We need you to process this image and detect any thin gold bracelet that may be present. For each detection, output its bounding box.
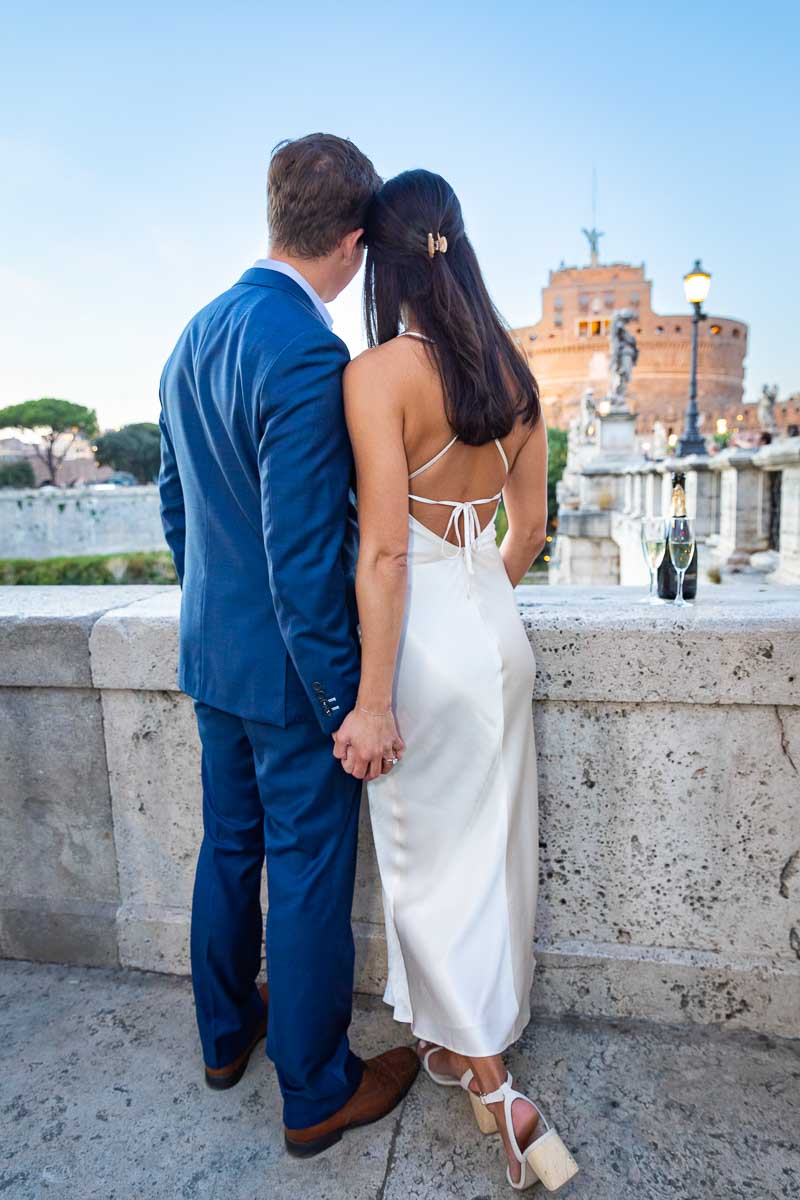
[358,704,392,716]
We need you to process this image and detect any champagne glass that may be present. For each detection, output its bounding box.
[668,516,695,607]
[639,517,666,604]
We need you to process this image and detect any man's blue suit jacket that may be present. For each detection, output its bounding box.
[158,267,361,734]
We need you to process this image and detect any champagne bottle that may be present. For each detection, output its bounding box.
[657,472,698,599]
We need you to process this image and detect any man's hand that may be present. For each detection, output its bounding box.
[332,708,405,782]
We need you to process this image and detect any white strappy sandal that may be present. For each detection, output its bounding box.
[418,1042,498,1135]
[477,1073,579,1193]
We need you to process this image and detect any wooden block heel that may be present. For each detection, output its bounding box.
[525,1128,579,1193]
[468,1088,498,1134]
[476,1071,580,1193]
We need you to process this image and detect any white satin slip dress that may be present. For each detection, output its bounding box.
[365,331,539,1058]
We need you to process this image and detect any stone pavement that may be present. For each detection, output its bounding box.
[1,961,798,1200]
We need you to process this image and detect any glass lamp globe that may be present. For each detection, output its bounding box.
[684,260,711,305]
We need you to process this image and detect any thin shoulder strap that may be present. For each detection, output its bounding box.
[408,435,459,481]
[399,329,456,481]
[494,438,509,473]
[410,435,508,483]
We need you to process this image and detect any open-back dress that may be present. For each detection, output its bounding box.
[365,331,539,1056]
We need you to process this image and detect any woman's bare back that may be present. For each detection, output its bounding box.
[380,333,534,544]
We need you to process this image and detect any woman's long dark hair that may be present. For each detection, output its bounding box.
[363,169,540,444]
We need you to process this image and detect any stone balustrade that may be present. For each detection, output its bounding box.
[750,439,800,584]
[553,436,800,588]
[2,585,799,1037]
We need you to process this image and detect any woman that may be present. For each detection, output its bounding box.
[332,170,578,1192]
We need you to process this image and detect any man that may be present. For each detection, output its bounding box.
[158,133,417,1158]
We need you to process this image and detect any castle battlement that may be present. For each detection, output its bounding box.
[511,258,751,435]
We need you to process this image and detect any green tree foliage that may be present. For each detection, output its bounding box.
[94,422,161,484]
[547,427,568,531]
[495,426,569,566]
[0,460,36,488]
[0,398,99,486]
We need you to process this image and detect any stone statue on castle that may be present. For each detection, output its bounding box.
[581,226,604,266]
[607,310,639,412]
[757,383,779,433]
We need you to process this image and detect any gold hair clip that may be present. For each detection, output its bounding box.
[427,231,448,258]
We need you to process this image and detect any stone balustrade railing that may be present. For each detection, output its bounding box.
[552,436,800,587]
[2,585,799,1036]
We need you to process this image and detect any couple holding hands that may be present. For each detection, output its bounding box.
[159,132,577,1192]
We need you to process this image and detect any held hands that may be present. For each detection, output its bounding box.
[332,704,405,782]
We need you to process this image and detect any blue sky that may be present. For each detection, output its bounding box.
[2,0,798,430]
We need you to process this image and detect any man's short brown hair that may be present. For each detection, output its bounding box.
[267,134,381,259]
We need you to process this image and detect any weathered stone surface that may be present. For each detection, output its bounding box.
[353,921,389,997]
[0,586,163,686]
[90,589,181,691]
[3,585,800,1037]
[117,901,192,974]
[533,700,799,959]
[531,942,799,1037]
[0,898,118,967]
[101,689,200,910]
[89,585,800,706]
[384,996,800,1200]
[0,685,120,967]
[99,688,200,972]
[0,961,402,1200]
[0,485,167,560]
[3,959,798,1200]
[518,585,800,706]
[353,797,384,927]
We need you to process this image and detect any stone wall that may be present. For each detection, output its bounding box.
[0,486,167,560]
[2,585,799,1038]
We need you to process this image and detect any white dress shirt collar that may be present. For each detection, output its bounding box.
[252,258,333,329]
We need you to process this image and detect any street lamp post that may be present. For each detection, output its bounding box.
[676,259,711,457]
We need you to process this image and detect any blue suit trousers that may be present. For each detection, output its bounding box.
[190,701,364,1128]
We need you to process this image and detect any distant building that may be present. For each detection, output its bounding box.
[511,257,757,436]
[0,433,111,486]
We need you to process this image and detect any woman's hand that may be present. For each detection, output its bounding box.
[332,706,405,782]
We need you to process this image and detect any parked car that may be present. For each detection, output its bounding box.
[90,471,139,490]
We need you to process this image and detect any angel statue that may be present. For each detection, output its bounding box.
[608,310,639,411]
[581,227,604,265]
[578,387,597,440]
[757,383,779,433]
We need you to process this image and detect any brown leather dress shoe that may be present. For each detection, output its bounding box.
[284,1046,419,1158]
[204,982,269,1091]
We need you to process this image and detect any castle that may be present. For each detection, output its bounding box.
[510,248,751,436]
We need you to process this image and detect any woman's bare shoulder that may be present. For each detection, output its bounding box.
[345,336,431,393]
